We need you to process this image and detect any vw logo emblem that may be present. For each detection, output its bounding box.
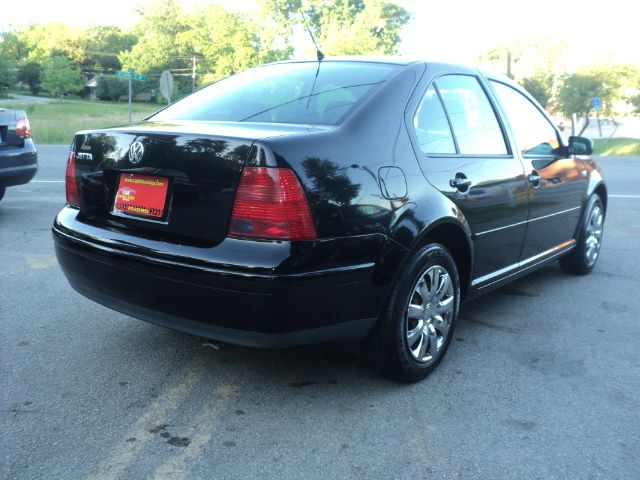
[129,140,145,164]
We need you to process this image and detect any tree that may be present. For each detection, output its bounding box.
[41,56,83,97]
[118,0,194,94]
[521,73,554,107]
[479,38,567,86]
[481,43,528,80]
[630,94,640,115]
[120,0,284,91]
[0,31,29,64]
[0,54,15,90]
[178,5,262,83]
[95,76,128,101]
[260,0,410,56]
[18,61,42,95]
[14,23,85,64]
[119,0,191,71]
[556,67,629,118]
[554,66,638,134]
[83,26,137,73]
[621,69,640,115]
[556,72,607,121]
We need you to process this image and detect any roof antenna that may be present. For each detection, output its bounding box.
[298,6,324,111]
[298,7,324,62]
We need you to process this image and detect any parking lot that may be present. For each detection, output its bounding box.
[2,146,639,479]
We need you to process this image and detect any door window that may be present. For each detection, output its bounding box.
[435,75,508,155]
[413,85,456,154]
[491,81,560,156]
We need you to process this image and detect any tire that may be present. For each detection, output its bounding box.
[0,187,5,203]
[559,194,604,275]
[362,243,460,382]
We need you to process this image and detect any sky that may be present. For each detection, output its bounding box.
[1,0,638,72]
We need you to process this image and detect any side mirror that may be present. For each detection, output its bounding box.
[568,136,593,156]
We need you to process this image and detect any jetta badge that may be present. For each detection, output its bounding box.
[129,140,145,165]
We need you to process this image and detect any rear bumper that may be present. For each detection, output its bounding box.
[0,141,38,188]
[52,207,387,348]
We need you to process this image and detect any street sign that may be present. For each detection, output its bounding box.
[591,96,601,111]
[114,68,147,123]
[159,70,174,105]
[115,70,146,81]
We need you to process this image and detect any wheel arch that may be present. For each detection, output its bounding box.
[384,217,473,301]
[585,167,607,216]
[416,220,473,300]
[593,182,608,216]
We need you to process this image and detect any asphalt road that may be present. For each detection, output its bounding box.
[0,94,54,105]
[2,146,639,479]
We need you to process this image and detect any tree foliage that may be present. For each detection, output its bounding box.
[41,56,83,97]
[83,26,137,72]
[479,38,567,81]
[119,0,284,92]
[630,93,640,115]
[555,66,631,117]
[95,76,129,101]
[1,0,408,98]
[17,62,42,95]
[520,73,554,107]
[260,0,410,56]
[14,23,86,64]
[0,55,15,90]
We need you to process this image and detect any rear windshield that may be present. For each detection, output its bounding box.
[150,62,399,126]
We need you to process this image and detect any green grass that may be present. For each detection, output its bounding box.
[593,137,640,156]
[2,100,161,144]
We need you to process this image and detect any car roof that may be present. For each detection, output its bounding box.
[265,55,422,66]
[264,57,495,76]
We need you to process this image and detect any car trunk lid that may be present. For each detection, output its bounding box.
[71,121,324,244]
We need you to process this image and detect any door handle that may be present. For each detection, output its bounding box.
[527,171,541,188]
[449,173,472,192]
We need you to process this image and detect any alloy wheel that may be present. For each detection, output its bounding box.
[405,265,455,364]
[585,204,603,266]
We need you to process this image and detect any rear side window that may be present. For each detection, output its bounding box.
[435,75,508,155]
[490,81,560,156]
[151,62,398,126]
[413,86,456,154]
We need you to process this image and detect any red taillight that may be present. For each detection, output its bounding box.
[15,117,31,138]
[228,167,316,241]
[65,149,80,207]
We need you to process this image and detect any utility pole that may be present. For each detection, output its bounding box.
[192,56,197,92]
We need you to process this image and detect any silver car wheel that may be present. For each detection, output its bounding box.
[405,265,455,364]
[585,204,603,266]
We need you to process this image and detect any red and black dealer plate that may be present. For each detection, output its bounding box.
[113,173,169,220]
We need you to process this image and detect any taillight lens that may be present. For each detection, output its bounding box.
[228,167,316,241]
[15,117,32,138]
[65,149,80,207]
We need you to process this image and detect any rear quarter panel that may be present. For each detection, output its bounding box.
[256,62,474,307]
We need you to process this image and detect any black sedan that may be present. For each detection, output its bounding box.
[0,108,37,201]
[52,58,606,382]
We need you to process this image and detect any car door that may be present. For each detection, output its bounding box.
[489,80,584,260]
[411,74,528,281]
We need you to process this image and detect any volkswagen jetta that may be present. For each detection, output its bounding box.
[52,58,606,382]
